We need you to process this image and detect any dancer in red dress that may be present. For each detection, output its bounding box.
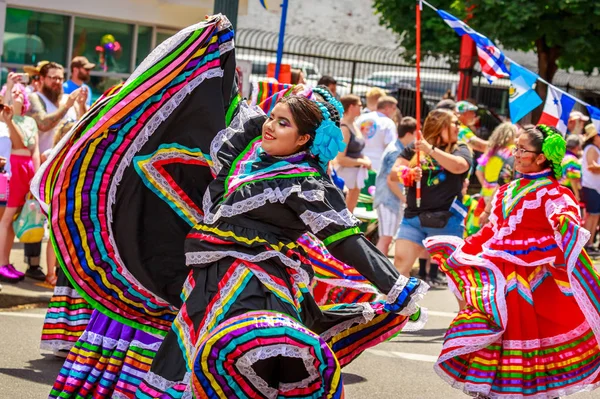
[426,124,600,398]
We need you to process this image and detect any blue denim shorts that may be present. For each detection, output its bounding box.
[582,187,600,215]
[396,213,464,246]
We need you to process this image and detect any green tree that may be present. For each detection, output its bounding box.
[373,0,600,100]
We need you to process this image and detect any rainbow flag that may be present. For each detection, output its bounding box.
[252,81,294,114]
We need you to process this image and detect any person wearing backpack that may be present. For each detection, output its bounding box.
[0,82,42,283]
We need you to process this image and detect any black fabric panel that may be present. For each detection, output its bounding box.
[112,74,230,307]
[327,234,400,295]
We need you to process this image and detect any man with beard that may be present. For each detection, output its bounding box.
[63,56,94,108]
[22,62,85,284]
[27,62,85,154]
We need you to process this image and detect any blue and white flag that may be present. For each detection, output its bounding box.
[587,105,600,134]
[437,9,509,83]
[538,86,576,134]
[508,62,542,123]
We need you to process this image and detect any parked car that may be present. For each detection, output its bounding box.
[365,70,510,103]
[334,77,376,97]
[365,70,459,101]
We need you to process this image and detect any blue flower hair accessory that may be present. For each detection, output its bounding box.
[311,102,346,169]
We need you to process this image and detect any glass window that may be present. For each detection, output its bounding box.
[156,30,178,47]
[72,17,134,74]
[136,26,152,67]
[87,75,126,103]
[3,8,70,65]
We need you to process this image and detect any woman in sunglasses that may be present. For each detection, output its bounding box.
[391,109,473,281]
[425,125,600,398]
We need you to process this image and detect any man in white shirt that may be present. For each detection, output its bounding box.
[27,62,84,154]
[363,87,386,113]
[23,62,84,282]
[355,96,398,172]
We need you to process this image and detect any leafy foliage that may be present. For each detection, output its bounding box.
[373,0,600,75]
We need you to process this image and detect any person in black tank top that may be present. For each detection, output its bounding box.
[335,95,371,212]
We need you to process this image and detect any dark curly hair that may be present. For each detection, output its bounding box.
[523,125,566,178]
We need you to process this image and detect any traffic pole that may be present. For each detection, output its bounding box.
[416,0,422,207]
[274,0,289,80]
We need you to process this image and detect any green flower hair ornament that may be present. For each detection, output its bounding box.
[537,124,566,179]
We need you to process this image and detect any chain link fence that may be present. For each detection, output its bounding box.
[237,28,509,124]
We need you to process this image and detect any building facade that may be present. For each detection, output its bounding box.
[237,0,396,49]
[0,0,249,98]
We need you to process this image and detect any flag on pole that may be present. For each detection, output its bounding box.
[259,0,271,10]
[437,9,509,83]
[538,86,576,134]
[587,105,600,133]
[508,62,542,123]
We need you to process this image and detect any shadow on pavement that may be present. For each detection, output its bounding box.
[0,355,62,386]
[342,372,367,385]
[6,281,53,293]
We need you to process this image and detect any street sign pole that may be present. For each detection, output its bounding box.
[274,0,289,80]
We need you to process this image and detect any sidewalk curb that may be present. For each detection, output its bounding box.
[0,280,52,309]
[0,294,50,309]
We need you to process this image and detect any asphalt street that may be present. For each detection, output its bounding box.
[0,289,598,398]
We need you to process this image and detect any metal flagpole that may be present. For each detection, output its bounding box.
[416,0,422,207]
[274,0,289,80]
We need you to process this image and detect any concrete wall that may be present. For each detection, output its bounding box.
[237,0,397,48]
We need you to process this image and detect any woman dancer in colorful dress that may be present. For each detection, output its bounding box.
[39,120,96,358]
[33,16,427,398]
[138,90,427,398]
[426,124,600,398]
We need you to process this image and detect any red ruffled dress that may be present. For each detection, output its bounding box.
[425,169,600,398]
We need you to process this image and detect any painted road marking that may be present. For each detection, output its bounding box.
[367,349,437,363]
[0,311,45,319]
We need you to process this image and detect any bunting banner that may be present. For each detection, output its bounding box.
[538,86,576,134]
[587,105,600,133]
[508,62,542,123]
[437,9,509,83]
[427,1,591,121]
